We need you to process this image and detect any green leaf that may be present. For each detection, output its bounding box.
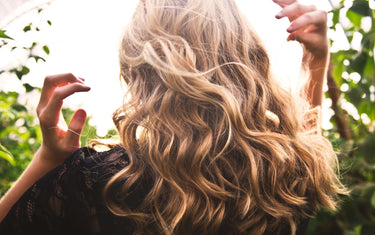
[359,101,375,121]
[351,51,368,74]
[332,62,345,84]
[355,225,362,235]
[347,86,363,107]
[23,83,35,93]
[29,42,37,49]
[332,9,340,27]
[31,55,46,63]
[0,30,13,40]
[23,23,32,32]
[43,45,50,55]
[0,41,7,48]
[346,10,362,27]
[346,33,354,43]
[361,30,375,51]
[363,57,374,78]
[0,151,15,165]
[47,20,52,26]
[0,144,15,166]
[10,66,30,80]
[20,66,30,78]
[11,103,27,112]
[349,0,372,16]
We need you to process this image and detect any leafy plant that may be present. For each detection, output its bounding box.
[307,0,375,234]
[0,91,42,195]
[0,8,114,197]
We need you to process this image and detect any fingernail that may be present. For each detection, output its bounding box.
[76,109,87,120]
[82,85,91,91]
[287,25,294,32]
[275,12,285,19]
[76,77,85,84]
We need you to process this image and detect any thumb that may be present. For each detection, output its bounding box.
[66,109,87,147]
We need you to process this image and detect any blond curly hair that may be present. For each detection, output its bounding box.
[104,0,346,234]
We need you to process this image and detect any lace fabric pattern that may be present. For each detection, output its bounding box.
[0,145,135,234]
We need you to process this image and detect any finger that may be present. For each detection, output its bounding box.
[288,31,317,43]
[39,83,90,126]
[38,73,85,112]
[275,3,317,21]
[39,73,85,109]
[272,0,297,8]
[287,32,328,55]
[286,10,327,33]
[288,32,318,50]
[65,109,87,148]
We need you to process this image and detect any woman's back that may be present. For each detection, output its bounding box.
[0,0,346,234]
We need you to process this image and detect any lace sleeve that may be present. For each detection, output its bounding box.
[0,145,133,234]
[301,106,322,135]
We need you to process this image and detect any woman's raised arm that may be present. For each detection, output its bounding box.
[274,0,330,107]
[0,73,90,222]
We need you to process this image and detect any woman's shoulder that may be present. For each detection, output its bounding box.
[65,144,129,166]
[61,144,130,182]
[0,145,131,234]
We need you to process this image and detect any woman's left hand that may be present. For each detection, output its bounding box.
[273,0,329,61]
[0,73,91,223]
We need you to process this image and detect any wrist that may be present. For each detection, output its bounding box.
[302,40,329,70]
[301,50,329,84]
[308,52,329,69]
[36,145,64,168]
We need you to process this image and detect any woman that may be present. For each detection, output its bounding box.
[0,0,346,234]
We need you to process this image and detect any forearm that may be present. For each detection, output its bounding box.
[302,53,329,107]
[0,146,59,222]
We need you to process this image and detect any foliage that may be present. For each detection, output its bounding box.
[307,0,375,234]
[0,9,113,197]
[0,11,51,91]
[0,91,42,196]
[0,8,51,196]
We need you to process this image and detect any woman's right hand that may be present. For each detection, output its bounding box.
[273,0,329,106]
[36,73,90,165]
[273,0,329,61]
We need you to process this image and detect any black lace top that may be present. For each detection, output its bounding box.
[0,145,309,235]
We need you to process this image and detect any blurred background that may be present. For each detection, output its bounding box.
[0,0,374,234]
